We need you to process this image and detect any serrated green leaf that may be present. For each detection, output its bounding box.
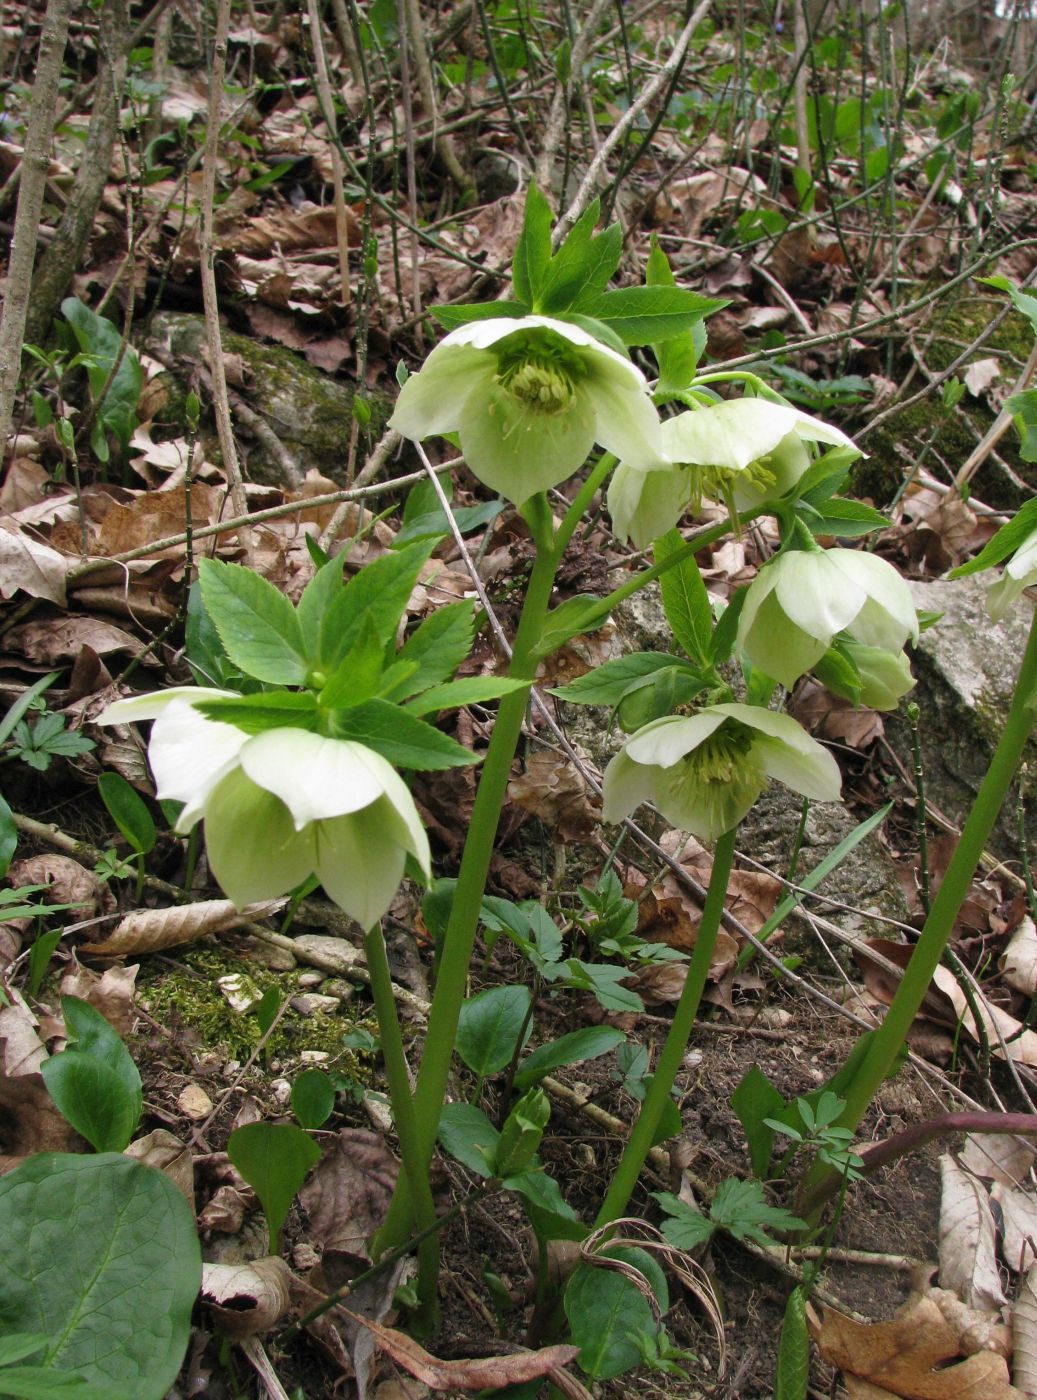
[708,1177,806,1243]
[404,676,528,715]
[654,528,713,665]
[581,286,727,345]
[196,691,319,734]
[318,540,435,671]
[537,203,622,314]
[513,182,553,307]
[1006,389,1037,463]
[315,614,389,710]
[198,558,308,684]
[655,1192,717,1249]
[393,496,505,547]
[331,698,477,769]
[549,652,694,706]
[431,301,529,330]
[799,496,889,538]
[536,594,610,655]
[0,1154,199,1398]
[950,495,1037,578]
[396,600,476,696]
[296,552,347,661]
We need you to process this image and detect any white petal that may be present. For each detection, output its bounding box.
[204,769,316,907]
[829,551,918,647]
[625,712,728,768]
[729,433,811,512]
[457,381,596,502]
[607,462,695,550]
[98,686,238,725]
[737,586,828,690]
[712,702,822,752]
[752,734,842,803]
[239,730,389,829]
[581,368,665,470]
[1007,530,1037,580]
[368,764,431,878]
[988,572,1028,622]
[663,399,856,473]
[772,552,864,643]
[148,700,249,820]
[601,748,657,823]
[389,347,495,440]
[314,806,409,928]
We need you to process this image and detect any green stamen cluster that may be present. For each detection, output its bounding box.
[659,722,764,832]
[503,359,577,413]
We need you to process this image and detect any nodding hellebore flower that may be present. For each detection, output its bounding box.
[602,702,841,843]
[736,547,919,692]
[987,527,1037,623]
[99,689,430,929]
[389,316,664,505]
[607,398,859,549]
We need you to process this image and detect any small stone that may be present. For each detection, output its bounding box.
[300,1049,330,1064]
[290,993,341,1016]
[270,1078,292,1106]
[217,973,261,1013]
[297,971,325,988]
[319,978,355,1003]
[177,1084,213,1120]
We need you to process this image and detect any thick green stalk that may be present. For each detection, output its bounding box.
[375,528,561,1255]
[595,828,737,1227]
[798,603,1037,1215]
[361,923,441,1313]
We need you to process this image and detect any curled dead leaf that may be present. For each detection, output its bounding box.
[125,1128,195,1207]
[79,898,284,957]
[8,855,113,920]
[0,524,69,605]
[201,1256,293,1338]
[59,963,138,1036]
[1001,916,1037,997]
[507,751,601,843]
[938,1154,1007,1314]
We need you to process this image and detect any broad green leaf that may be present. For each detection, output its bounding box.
[397,600,477,696]
[41,998,142,1152]
[495,1087,550,1176]
[455,986,532,1076]
[404,676,528,715]
[198,558,308,684]
[296,552,347,661]
[195,691,318,734]
[0,1153,200,1398]
[709,585,747,665]
[730,1067,786,1177]
[950,495,1037,578]
[61,299,142,448]
[549,652,694,706]
[614,664,705,732]
[654,528,713,665]
[97,773,156,855]
[514,1026,625,1090]
[537,203,622,314]
[332,698,478,769]
[0,1363,124,1397]
[227,1121,320,1251]
[318,540,435,671]
[512,182,553,307]
[185,582,240,689]
[581,285,727,345]
[979,275,1037,335]
[393,496,505,547]
[647,236,700,391]
[536,593,610,655]
[0,793,17,879]
[566,1249,668,1379]
[431,301,529,330]
[1006,389,1037,463]
[438,1101,500,1176]
[774,1287,810,1400]
[291,1069,336,1129]
[504,1169,585,1241]
[799,497,888,538]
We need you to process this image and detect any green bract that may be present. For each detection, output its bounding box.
[389,315,664,504]
[987,526,1037,622]
[601,702,841,842]
[608,398,858,549]
[99,689,430,928]
[736,547,918,691]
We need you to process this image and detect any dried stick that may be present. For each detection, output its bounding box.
[400,0,471,192]
[199,0,255,564]
[306,0,352,305]
[534,0,614,192]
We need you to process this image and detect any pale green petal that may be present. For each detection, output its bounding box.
[607,461,695,549]
[462,315,600,352]
[739,587,828,689]
[148,700,249,829]
[580,359,664,470]
[314,804,407,928]
[204,769,315,907]
[843,642,915,709]
[830,551,918,649]
[988,572,1028,622]
[240,730,388,828]
[457,381,596,502]
[601,747,657,823]
[750,734,842,803]
[367,764,431,879]
[652,762,765,842]
[389,345,494,440]
[99,686,238,725]
[1007,529,1037,581]
[663,399,857,473]
[713,702,821,752]
[729,433,811,512]
[772,553,863,644]
[625,712,728,768]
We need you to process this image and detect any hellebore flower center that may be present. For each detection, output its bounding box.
[495,338,583,416]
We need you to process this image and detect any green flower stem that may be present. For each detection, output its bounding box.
[375,510,562,1262]
[554,453,616,555]
[595,828,738,1228]
[798,602,1037,1218]
[687,371,770,394]
[361,922,441,1315]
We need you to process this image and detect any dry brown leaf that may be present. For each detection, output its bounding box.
[1001,917,1037,997]
[1013,1264,1037,1396]
[298,1129,399,1264]
[927,1286,1012,1357]
[6,616,150,666]
[125,1128,195,1206]
[201,1257,293,1338]
[79,898,283,957]
[8,855,114,920]
[991,1182,1037,1274]
[961,1133,1037,1187]
[59,963,139,1036]
[0,525,69,605]
[0,1074,86,1167]
[0,993,48,1076]
[939,1154,1008,1313]
[811,1295,1026,1398]
[965,358,1002,397]
[794,681,885,747]
[507,751,601,842]
[341,1308,578,1393]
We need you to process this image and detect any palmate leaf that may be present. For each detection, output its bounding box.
[332,698,478,769]
[198,558,309,684]
[581,285,727,346]
[317,540,435,671]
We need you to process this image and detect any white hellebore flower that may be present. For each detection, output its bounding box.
[99,688,430,929]
[987,527,1037,622]
[736,548,918,691]
[608,398,858,550]
[602,702,841,842]
[389,315,664,504]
